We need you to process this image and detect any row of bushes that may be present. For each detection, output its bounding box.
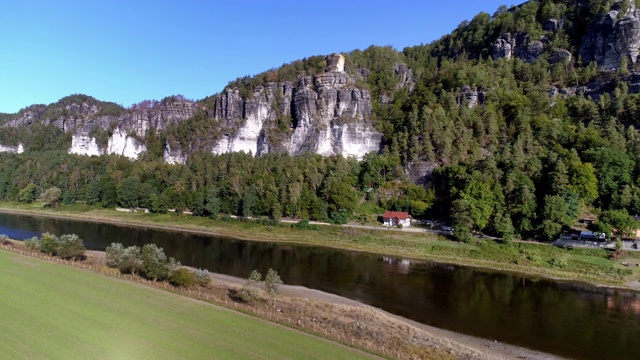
[106,242,210,287]
[24,232,86,260]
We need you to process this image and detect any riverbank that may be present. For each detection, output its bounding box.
[0,240,562,360]
[1,202,639,290]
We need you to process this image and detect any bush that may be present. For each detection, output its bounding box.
[549,257,568,268]
[39,232,59,255]
[57,234,85,260]
[0,234,10,245]
[106,243,125,268]
[240,270,262,303]
[194,268,211,287]
[24,237,40,251]
[169,268,197,288]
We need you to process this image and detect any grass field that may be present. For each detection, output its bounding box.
[0,250,372,360]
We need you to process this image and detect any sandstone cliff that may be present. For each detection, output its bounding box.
[164,53,382,164]
[3,54,383,163]
[579,0,640,70]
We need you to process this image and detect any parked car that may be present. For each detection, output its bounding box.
[441,225,454,232]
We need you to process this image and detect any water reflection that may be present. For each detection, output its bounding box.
[1,213,640,359]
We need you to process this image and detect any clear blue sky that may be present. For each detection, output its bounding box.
[0,0,510,113]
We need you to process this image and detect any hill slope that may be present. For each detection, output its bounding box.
[1,0,640,239]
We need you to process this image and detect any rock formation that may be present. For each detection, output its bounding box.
[492,32,544,63]
[165,53,382,164]
[579,0,640,70]
[3,53,387,163]
[459,86,485,108]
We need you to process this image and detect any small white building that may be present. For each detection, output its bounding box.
[382,211,411,227]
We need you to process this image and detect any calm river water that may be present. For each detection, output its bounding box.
[1,212,639,359]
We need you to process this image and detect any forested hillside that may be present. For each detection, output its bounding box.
[2,0,640,242]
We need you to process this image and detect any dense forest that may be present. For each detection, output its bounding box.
[2,0,640,242]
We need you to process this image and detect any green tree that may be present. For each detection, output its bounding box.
[18,183,37,203]
[101,179,117,208]
[118,176,141,209]
[264,268,283,308]
[242,186,258,218]
[459,172,496,231]
[149,193,169,213]
[599,209,639,239]
[492,211,515,243]
[141,243,169,281]
[85,179,102,205]
[540,195,574,241]
[106,242,125,268]
[204,187,221,219]
[568,162,598,203]
[39,187,62,208]
[120,245,143,276]
[39,232,59,256]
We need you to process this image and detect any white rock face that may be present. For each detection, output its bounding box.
[69,130,146,159]
[337,123,382,158]
[107,129,146,159]
[69,135,103,156]
[164,143,187,165]
[212,102,267,155]
[0,144,24,154]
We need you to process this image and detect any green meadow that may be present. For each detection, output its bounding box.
[0,250,371,360]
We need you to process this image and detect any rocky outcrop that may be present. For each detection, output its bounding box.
[492,33,544,63]
[7,54,383,163]
[459,86,485,108]
[543,19,561,33]
[286,64,381,158]
[164,53,382,164]
[394,63,415,91]
[9,99,198,160]
[69,135,102,157]
[325,53,345,72]
[580,1,640,70]
[548,49,572,65]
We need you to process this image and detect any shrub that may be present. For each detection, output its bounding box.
[39,232,59,255]
[194,268,211,287]
[169,268,197,288]
[24,236,40,250]
[549,257,568,268]
[57,234,85,260]
[0,234,11,245]
[240,270,262,303]
[106,243,125,268]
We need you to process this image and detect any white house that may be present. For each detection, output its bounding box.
[382,211,411,227]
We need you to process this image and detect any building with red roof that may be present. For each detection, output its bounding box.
[382,211,411,227]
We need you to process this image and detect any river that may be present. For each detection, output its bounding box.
[1,212,639,359]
